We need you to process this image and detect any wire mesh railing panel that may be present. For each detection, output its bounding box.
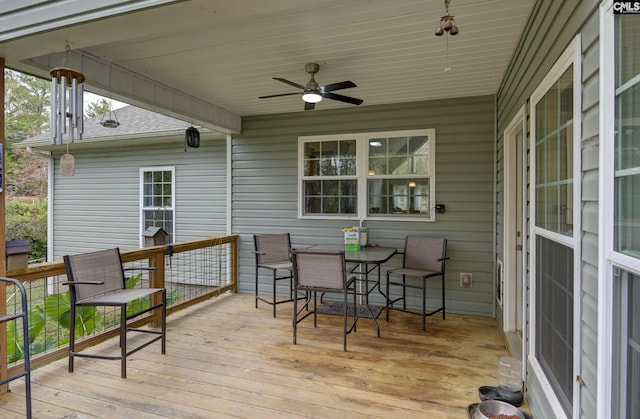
[165,242,233,305]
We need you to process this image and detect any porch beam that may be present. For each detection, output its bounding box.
[22,50,242,134]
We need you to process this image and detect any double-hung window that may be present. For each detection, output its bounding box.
[299,129,436,220]
[601,3,640,418]
[140,167,175,245]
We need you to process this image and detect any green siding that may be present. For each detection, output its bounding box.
[234,95,496,316]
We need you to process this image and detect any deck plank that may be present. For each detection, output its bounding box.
[0,292,527,418]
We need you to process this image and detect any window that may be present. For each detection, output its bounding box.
[607,9,640,419]
[530,36,580,417]
[140,167,175,245]
[299,129,436,220]
[614,13,640,259]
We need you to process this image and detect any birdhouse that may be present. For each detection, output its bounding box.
[5,240,32,270]
[142,226,169,247]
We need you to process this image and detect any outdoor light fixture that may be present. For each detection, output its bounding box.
[185,126,200,148]
[435,0,459,37]
[302,91,323,103]
[50,43,85,144]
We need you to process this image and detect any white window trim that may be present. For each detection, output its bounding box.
[598,2,640,417]
[298,129,436,222]
[528,34,582,419]
[139,166,176,247]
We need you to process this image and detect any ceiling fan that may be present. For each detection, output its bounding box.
[259,63,363,110]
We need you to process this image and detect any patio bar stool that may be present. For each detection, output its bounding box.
[253,233,304,317]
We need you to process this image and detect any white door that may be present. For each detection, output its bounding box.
[503,108,527,350]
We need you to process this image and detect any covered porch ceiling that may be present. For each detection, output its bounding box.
[0,0,534,133]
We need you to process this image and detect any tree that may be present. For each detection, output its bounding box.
[5,69,49,142]
[85,98,110,118]
[4,70,49,199]
[4,69,49,259]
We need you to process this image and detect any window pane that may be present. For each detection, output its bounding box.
[368,135,430,177]
[536,236,574,415]
[388,156,410,174]
[367,178,429,216]
[143,209,174,243]
[303,179,356,215]
[615,14,640,257]
[535,65,573,235]
[304,142,320,176]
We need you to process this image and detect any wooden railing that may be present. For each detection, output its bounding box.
[0,235,238,385]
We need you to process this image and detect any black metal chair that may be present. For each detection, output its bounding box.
[63,248,166,378]
[253,233,303,317]
[385,237,448,331]
[0,277,32,419]
[292,249,379,351]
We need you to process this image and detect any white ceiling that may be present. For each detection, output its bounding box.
[2,0,534,119]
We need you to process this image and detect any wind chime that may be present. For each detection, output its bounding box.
[434,0,460,72]
[50,43,85,175]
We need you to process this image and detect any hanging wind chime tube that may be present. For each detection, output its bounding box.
[50,66,85,145]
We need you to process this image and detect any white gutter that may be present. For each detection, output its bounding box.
[26,146,54,263]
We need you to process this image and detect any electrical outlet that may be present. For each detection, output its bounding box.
[460,272,473,288]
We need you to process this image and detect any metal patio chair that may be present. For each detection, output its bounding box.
[253,233,303,317]
[292,248,378,351]
[385,236,448,331]
[63,248,166,378]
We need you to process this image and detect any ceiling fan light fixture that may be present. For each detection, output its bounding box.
[302,92,323,103]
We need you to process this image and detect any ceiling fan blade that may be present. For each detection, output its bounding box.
[259,92,301,99]
[304,101,316,111]
[323,92,364,106]
[320,81,356,92]
[273,77,305,90]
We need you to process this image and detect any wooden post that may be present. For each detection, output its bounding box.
[149,251,165,327]
[0,57,8,393]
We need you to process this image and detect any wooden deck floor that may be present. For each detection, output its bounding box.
[0,292,527,418]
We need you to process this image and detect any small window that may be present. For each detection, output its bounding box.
[140,167,175,245]
[299,129,435,220]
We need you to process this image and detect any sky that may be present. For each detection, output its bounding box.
[83,91,128,113]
